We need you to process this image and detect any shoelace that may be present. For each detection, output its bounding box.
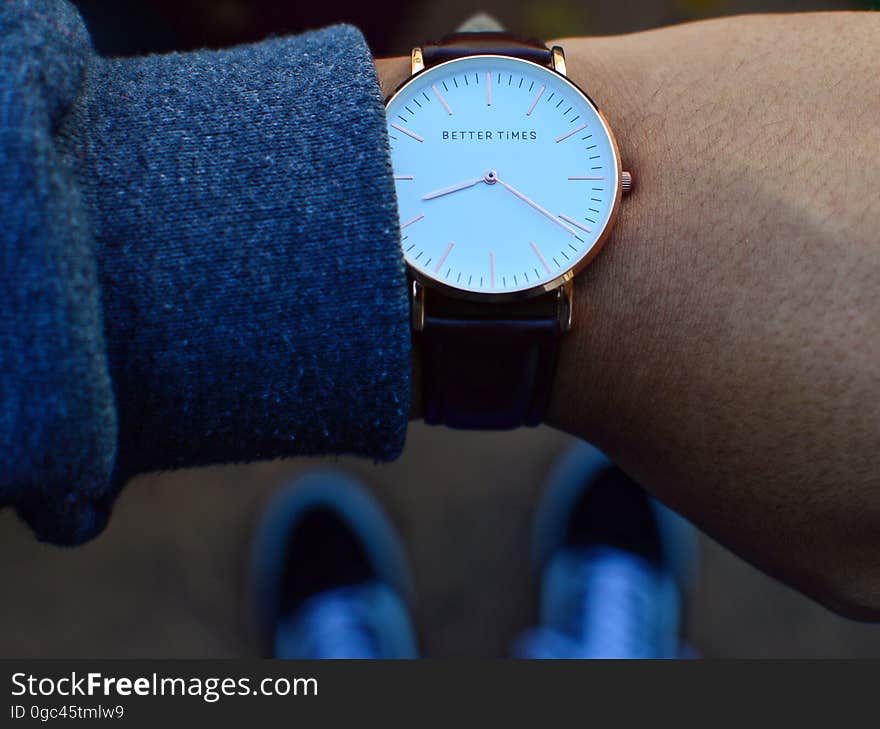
[278,588,380,659]
[568,549,660,657]
[518,547,678,659]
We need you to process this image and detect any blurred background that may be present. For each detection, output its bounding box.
[2,0,879,658]
[72,0,876,57]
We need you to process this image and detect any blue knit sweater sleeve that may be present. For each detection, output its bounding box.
[0,1,409,544]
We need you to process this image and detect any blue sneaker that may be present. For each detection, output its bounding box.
[249,472,418,659]
[514,442,698,659]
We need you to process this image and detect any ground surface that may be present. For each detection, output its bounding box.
[2,423,878,658]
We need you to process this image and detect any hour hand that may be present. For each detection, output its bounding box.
[421,177,483,201]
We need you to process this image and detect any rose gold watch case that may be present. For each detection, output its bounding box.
[384,53,624,305]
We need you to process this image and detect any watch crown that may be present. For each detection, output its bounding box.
[622,170,634,195]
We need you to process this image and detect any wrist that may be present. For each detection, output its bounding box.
[543,36,661,445]
[374,56,410,100]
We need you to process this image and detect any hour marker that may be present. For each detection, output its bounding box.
[530,241,552,275]
[486,72,492,106]
[555,123,587,143]
[568,175,605,180]
[432,84,453,115]
[394,174,414,180]
[434,242,454,273]
[558,214,592,234]
[401,213,425,229]
[526,85,545,116]
[390,122,424,142]
[489,251,496,289]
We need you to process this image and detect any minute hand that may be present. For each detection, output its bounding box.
[495,176,582,239]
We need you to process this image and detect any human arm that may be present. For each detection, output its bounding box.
[379,13,880,618]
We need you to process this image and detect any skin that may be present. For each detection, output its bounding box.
[376,13,880,620]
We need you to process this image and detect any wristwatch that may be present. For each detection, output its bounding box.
[385,32,632,429]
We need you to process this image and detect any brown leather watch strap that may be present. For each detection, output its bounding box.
[418,289,560,429]
[421,31,552,68]
[415,31,561,429]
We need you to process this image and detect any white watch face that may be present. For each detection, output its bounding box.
[386,54,620,297]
